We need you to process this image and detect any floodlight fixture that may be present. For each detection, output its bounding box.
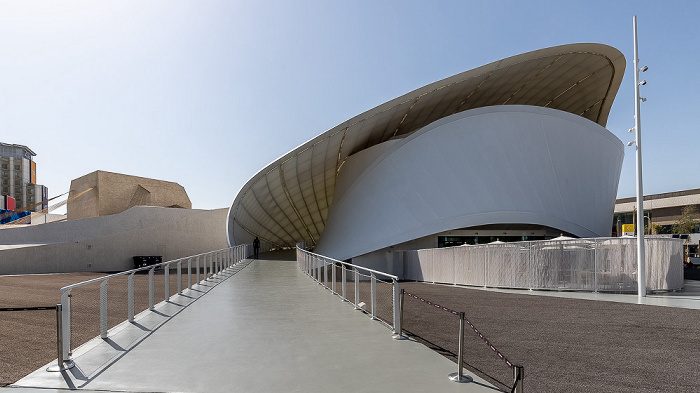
[627,141,636,146]
[628,128,635,132]
[640,65,648,72]
[640,97,647,102]
[639,80,647,85]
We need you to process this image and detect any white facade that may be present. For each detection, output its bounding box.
[314,106,624,261]
[227,43,627,262]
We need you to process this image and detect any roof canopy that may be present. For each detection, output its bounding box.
[228,43,626,248]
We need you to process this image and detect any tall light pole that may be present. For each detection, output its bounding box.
[633,15,648,299]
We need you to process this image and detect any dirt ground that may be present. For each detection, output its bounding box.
[2,269,700,392]
[0,271,186,386]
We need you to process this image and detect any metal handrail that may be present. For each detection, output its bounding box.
[58,247,237,293]
[295,245,401,338]
[50,244,251,372]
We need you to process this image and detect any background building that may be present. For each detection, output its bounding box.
[67,170,192,220]
[615,188,700,260]
[0,142,48,213]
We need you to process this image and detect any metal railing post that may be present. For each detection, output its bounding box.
[196,256,201,283]
[332,262,337,294]
[60,291,71,361]
[594,239,599,293]
[342,266,347,301]
[209,253,213,278]
[164,263,170,301]
[392,280,404,338]
[177,260,182,294]
[47,303,75,372]
[354,268,360,310]
[513,365,524,393]
[187,258,192,289]
[371,273,377,320]
[449,312,472,382]
[128,273,135,322]
[99,280,108,339]
[324,259,329,288]
[149,268,155,311]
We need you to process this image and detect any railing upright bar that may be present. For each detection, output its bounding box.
[324,259,329,288]
[47,303,74,372]
[332,261,337,294]
[60,291,71,362]
[187,258,192,290]
[342,266,347,301]
[392,278,400,335]
[196,256,201,284]
[371,273,377,320]
[209,253,213,278]
[164,263,170,301]
[177,260,182,294]
[393,288,406,340]
[594,239,599,293]
[128,273,135,322]
[354,267,360,310]
[99,280,108,339]
[148,268,155,311]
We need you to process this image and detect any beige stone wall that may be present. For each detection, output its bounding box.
[67,171,191,220]
[0,206,230,274]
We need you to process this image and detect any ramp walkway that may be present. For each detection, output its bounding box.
[9,255,498,393]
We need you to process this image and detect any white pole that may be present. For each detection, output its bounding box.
[633,15,646,299]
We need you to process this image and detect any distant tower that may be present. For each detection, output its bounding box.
[0,142,49,212]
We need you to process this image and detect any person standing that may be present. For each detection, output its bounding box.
[253,237,260,259]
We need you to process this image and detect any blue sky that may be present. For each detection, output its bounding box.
[1,1,697,211]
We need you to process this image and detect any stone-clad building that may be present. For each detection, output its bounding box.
[67,170,191,220]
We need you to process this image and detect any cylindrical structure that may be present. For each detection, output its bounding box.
[633,15,646,299]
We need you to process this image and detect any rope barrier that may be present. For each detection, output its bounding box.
[0,306,55,312]
[404,291,515,370]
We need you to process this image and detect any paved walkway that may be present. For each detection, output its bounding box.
[7,257,498,393]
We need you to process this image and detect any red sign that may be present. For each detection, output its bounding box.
[5,196,15,211]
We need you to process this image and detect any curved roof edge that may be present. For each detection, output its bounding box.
[228,43,626,249]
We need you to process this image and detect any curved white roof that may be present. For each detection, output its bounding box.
[228,43,626,248]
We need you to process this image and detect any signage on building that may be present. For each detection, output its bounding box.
[622,224,635,236]
[30,161,36,184]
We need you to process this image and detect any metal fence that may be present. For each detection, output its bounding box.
[296,245,402,337]
[50,245,251,372]
[404,237,683,292]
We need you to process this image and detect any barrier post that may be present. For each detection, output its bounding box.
[46,304,75,372]
[99,280,108,339]
[393,287,406,340]
[449,312,472,383]
[148,268,155,311]
[332,262,337,294]
[164,263,170,301]
[128,273,135,322]
[354,268,360,310]
[371,273,377,320]
[342,266,347,301]
[187,258,192,289]
[513,365,524,393]
[177,260,182,294]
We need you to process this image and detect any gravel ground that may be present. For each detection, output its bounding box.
[2,268,700,392]
[398,281,700,393]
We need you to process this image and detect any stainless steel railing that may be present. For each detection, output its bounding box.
[295,245,402,339]
[49,245,251,372]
